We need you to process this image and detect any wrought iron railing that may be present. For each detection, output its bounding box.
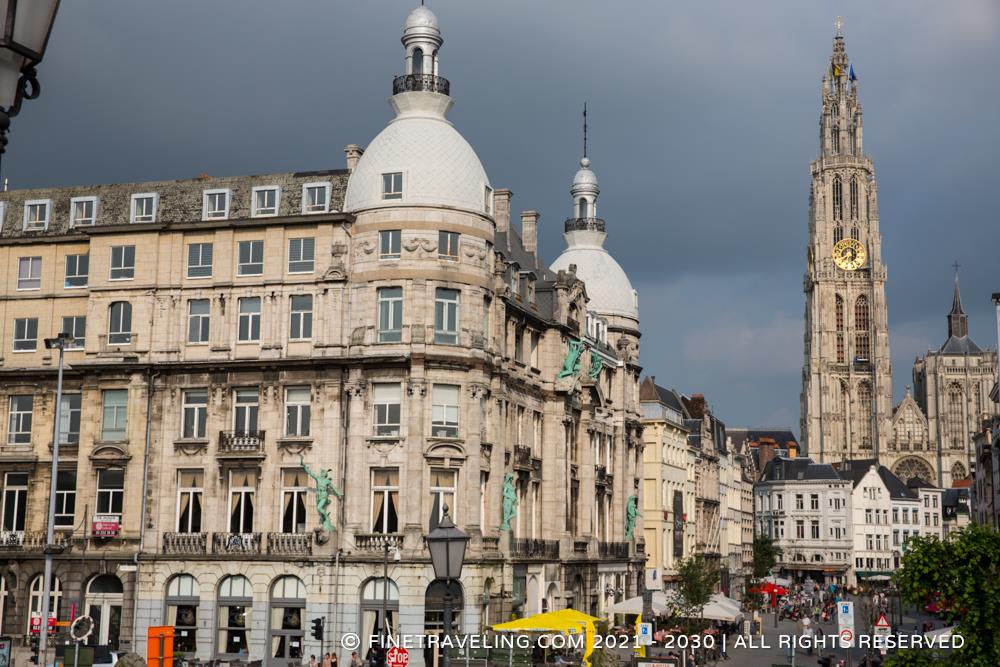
[564,217,606,233]
[510,537,560,559]
[162,532,207,555]
[212,532,262,554]
[0,530,46,550]
[393,73,450,95]
[482,536,500,552]
[218,430,265,454]
[267,532,313,555]
[513,445,532,470]
[573,539,590,554]
[599,541,630,559]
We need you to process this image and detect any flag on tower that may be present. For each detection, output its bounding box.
[849,64,857,81]
[831,63,842,77]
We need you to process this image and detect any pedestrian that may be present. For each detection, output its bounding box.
[330,653,339,667]
[322,653,333,667]
[310,655,318,667]
[350,652,363,667]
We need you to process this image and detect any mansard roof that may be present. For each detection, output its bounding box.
[833,458,917,499]
[759,456,842,483]
[639,377,685,414]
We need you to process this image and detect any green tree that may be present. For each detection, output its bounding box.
[752,532,781,579]
[886,523,1000,667]
[676,553,719,631]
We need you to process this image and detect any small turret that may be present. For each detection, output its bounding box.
[393,5,449,95]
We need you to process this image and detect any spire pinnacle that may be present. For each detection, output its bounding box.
[835,16,843,37]
[583,102,588,159]
[947,263,969,339]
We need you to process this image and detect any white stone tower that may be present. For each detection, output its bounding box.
[801,20,893,463]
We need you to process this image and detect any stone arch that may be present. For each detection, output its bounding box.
[892,457,933,484]
[951,461,967,481]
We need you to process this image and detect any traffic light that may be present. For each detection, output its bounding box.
[29,634,40,664]
[311,617,324,642]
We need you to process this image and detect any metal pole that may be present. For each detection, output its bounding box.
[382,538,390,667]
[442,589,452,667]
[39,339,67,660]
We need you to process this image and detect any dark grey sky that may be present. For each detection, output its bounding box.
[9,1,999,432]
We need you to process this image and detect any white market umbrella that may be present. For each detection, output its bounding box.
[606,594,670,615]
[924,626,957,640]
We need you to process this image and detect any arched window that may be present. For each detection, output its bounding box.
[851,227,859,240]
[850,127,857,154]
[857,382,873,450]
[951,461,967,481]
[423,580,464,667]
[832,177,843,221]
[835,295,845,363]
[972,384,982,417]
[268,576,305,663]
[108,301,133,344]
[27,574,62,634]
[86,574,124,649]
[854,296,870,361]
[217,575,253,658]
[578,198,590,219]
[849,178,859,219]
[947,385,964,450]
[361,578,399,656]
[412,47,424,75]
[834,226,844,244]
[166,574,199,654]
[831,125,840,154]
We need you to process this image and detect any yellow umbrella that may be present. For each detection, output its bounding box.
[493,609,600,665]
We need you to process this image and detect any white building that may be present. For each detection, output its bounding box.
[835,460,893,586]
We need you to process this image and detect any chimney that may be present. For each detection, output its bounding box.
[521,210,539,263]
[757,437,778,470]
[493,188,512,251]
[344,144,364,172]
[688,393,707,419]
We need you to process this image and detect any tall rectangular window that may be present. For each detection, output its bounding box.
[23,200,50,231]
[281,469,308,533]
[110,245,136,280]
[237,297,261,342]
[60,316,85,350]
[58,394,82,444]
[101,389,128,441]
[1,472,28,531]
[187,299,210,344]
[810,494,819,510]
[237,240,264,276]
[64,254,89,288]
[233,389,259,435]
[70,197,97,226]
[289,295,313,340]
[284,387,311,437]
[177,470,203,533]
[377,287,403,343]
[288,238,315,273]
[202,189,230,220]
[302,183,330,214]
[17,257,42,290]
[96,468,125,516]
[373,383,401,436]
[228,470,256,533]
[7,396,33,444]
[186,243,213,278]
[811,520,820,539]
[434,288,460,345]
[13,318,38,351]
[430,469,457,522]
[438,231,459,260]
[54,471,76,527]
[108,301,133,344]
[431,384,460,438]
[252,186,280,217]
[371,468,400,532]
[182,390,208,439]
[379,230,401,259]
[130,194,158,223]
[382,172,403,200]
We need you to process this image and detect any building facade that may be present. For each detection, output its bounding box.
[0,7,645,666]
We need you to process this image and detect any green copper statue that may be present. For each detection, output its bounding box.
[588,351,604,380]
[557,340,585,379]
[500,472,518,532]
[625,495,642,541]
[300,456,343,532]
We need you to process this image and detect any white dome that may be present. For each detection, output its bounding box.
[405,6,439,31]
[572,158,598,189]
[551,246,639,321]
[344,94,491,214]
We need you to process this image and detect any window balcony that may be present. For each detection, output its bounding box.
[595,464,608,484]
[564,217,606,233]
[162,531,207,555]
[509,536,560,560]
[267,532,313,556]
[218,431,265,456]
[392,73,450,95]
[0,530,47,551]
[598,541,630,559]
[513,445,533,471]
[573,539,590,554]
[354,532,403,552]
[212,532,262,555]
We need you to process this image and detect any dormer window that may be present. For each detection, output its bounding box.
[202,189,230,221]
[131,194,158,223]
[23,200,51,231]
[70,197,98,227]
[252,186,280,217]
[382,172,403,200]
[509,270,519,296]
[302,182,330,214]
[484,185,493,214]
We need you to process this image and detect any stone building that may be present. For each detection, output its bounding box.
[680,395,723,572]
[0,7,644,667]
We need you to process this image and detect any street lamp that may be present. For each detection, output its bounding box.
[0,1,61,172]
[377,535,401,667]
[38,331,72,662]
[425,505,469,667]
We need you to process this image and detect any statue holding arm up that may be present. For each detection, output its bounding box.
[300,456,343,532]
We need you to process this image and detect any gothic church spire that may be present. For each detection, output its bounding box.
[947,266,969,339]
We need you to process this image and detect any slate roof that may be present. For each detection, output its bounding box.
[728,428,799,451]
[639,377,686,414]
[759,456,842,483]
[833,459,918,499]
[940,335,983,355]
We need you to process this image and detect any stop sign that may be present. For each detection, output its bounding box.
[386,647,409,667]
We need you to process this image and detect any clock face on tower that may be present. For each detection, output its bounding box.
[832,238,867,271]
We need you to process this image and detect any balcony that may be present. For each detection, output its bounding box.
[564,217,606,233]
[162,532,207,555]
[0,530,46,551]
[513,445,533,471]
[354,532,403,552]
[482,536,500,552]
[267,532,313,556]
[218,431,265,456]
[510,537,560,560]
[212,532,262,555]
[393,73,450,95]
[573,539,590,554]
[599,541,630,559]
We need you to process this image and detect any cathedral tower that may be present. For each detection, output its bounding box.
[801,20,893,463]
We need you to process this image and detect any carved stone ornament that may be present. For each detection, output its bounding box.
[407,381,427,397]
[402,238,422,253]
[468,383,490,399]
[345,382,366,399]
[359,240,376,255]
[174,440,208,456]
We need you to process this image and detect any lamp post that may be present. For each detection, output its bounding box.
[38,331,73,661]
[425,505,469,667]
[378,534,401,667]
[0,0,61,179]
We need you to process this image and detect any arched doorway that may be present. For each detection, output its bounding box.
[267,576,305,667]
[86,574,123,649]
[526,575,539,615]
[27,574,62,634]
[423,580,463,667]
[360,578,399,659]
[165,574,199,656]
[544,583,558,613]
[217,575,253,659]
